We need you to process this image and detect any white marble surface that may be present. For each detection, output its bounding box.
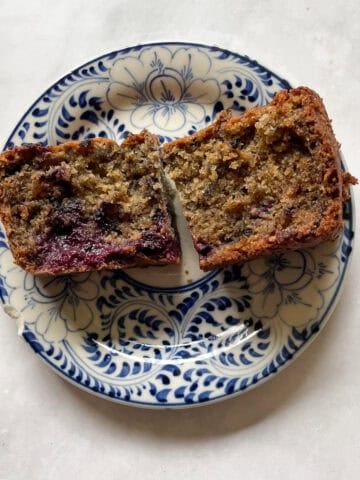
[1,1,360,479]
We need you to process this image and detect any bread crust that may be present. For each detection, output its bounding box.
[1,88,357,274]
[0,133,180,274]
[164,87,357,271]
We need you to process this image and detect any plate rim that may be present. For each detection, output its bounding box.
[1,41,355,408]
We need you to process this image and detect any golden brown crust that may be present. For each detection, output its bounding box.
[1,88,357,275]
[0,133,180,275]
[164,87,357,271]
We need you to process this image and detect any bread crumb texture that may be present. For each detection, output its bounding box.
[0,132,180,274]
[164,87,357,270]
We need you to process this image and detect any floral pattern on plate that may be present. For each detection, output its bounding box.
[0,42,354,407]
[107,49,221,132]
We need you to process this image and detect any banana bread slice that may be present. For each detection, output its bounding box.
[163,87,357,271]
[0,132,180,274]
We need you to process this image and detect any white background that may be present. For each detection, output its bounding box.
[1,1,360,479]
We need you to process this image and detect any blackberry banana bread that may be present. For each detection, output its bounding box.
[0,132,180,274]
[164,87,357,271]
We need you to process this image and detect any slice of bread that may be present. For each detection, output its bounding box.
[0,132,180,274]
[164,87,357,271]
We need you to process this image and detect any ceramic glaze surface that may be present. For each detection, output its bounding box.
[0,42,354,407]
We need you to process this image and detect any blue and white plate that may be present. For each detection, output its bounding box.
[0,42,354,408]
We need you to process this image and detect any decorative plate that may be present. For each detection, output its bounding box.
[0,42,354,408]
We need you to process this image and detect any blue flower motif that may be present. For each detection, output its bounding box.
[11,273,99,342]
[106,49,221,133]
[244,246,339,327]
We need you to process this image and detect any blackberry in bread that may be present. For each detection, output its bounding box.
[163,87,357,271]
[0,132,180,274]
